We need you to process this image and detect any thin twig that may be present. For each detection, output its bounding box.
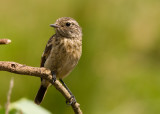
[0,61,82,114]
[0,39,11,44]
[5,78,14,114]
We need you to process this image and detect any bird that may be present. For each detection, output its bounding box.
[34,17,82,105]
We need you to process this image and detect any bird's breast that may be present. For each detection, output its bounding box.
[45,37,82,79]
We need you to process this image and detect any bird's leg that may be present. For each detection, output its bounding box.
[59,79,76,105]
[51,71,56,83]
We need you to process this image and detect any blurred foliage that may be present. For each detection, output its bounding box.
[0,0,160,114]
[9,98,51,114]
[0,98,51,114]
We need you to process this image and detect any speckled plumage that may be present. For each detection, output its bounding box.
[44,36,82,79]
[35,17,82,104]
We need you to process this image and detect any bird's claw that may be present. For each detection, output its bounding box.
[66,95,77,105]
[51,71,56,83]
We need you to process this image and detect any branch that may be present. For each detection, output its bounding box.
[0,61,82,114]
[0,39,11,45]
[5,78,14,114]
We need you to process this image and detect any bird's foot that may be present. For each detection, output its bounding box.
[66,95,77,105]
[51,71,56,83]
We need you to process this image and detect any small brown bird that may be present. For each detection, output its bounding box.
[35,17,82,105]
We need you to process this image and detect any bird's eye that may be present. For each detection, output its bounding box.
[66,22,71,27]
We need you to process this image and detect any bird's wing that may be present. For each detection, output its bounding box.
[40,35,54,67]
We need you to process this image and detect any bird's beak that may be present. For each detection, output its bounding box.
[50,24,59,28]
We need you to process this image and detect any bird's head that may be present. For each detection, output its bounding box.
[50,17,82,38]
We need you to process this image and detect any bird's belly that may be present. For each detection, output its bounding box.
[44,38,81,79]
[57,57,77,79]
[44,51,79,79]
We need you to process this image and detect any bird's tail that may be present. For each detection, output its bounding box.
[34,84,48,105]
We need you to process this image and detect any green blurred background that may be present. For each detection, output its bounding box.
[0,0,160,114]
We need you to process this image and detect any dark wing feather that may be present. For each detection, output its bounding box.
[40,35,54,67]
